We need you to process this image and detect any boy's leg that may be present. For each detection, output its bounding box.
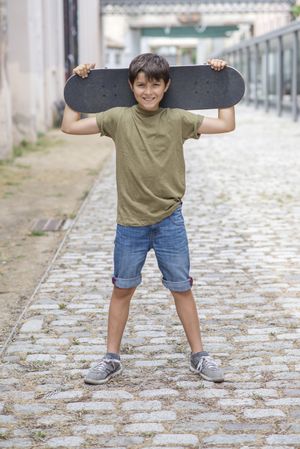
[171,288,204,353]
[153,206,224,382]
[107,285,136,354]
[172,288,224,382]
[84,286,136,385]
[84,223,149,385]
[107,222,150,353]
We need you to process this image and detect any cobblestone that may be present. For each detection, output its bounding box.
[152,434,199,445]
[0,105,300,447]
[123,422,165,432]
[19,318,43,333]
[129,410,177,421]
[243,408,286,418]
[46,436,85,447]
[266,435,300,445]
[66,402,115,411]
[139,389,179,398]
[92,390,134,400]
[121,400,162,411]
[203,433,258,444]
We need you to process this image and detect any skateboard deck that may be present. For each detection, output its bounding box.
[64,64,245,113]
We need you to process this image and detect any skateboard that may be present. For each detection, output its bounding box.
[64,64,245,113]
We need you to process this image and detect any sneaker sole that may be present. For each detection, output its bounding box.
[84,366,123,385]
[190,364,224,383]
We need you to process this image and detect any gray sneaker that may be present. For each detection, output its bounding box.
[190,351,224,383]
[84,356,123,385]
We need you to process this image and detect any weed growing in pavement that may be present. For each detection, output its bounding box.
[30,230,47,237]
[32,430,47,441]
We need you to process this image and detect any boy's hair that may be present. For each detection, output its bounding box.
[128,53,170,85]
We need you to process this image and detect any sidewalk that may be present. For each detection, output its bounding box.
[0,104,299,448]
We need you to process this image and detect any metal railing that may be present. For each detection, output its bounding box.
[214,20,300,121]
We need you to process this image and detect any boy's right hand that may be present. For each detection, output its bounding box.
[73,63,95,78]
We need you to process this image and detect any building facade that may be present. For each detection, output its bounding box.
[0,0,103,160]
[101,1,296,67]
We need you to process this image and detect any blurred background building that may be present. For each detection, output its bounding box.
[102,0,295,67]
[0,0,299,159]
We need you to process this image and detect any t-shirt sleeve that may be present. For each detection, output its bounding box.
[180,110,204,141]
[95,107,122,138]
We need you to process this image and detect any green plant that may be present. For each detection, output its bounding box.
[32,430,47,441]
[292,5,300,18]
[30,230,47,237]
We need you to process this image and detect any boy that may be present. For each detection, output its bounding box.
[61,53,235,385]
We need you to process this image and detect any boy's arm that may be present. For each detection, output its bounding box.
[198,106,235,134]
[61,105,99,135]
[197,59,235,134]
[61,63,99,135]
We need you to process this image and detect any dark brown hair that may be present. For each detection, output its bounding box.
[128,53,170,85]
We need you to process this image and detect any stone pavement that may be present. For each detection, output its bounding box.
[0,104,300,448]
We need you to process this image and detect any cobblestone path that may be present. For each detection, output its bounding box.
[0,105,300,448]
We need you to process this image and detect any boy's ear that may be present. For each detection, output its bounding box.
[128,80,133,91]
[164,79,171,92]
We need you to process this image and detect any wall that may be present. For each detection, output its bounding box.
[0,0,12,159]
[1,0,104,160]
[6,0,65,148]
[78,0,103,67]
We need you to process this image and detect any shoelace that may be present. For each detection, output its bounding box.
[92,358,120,374]
[196,356,219,372]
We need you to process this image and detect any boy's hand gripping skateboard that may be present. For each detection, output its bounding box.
[64,61,245,113]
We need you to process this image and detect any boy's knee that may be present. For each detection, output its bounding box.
[171,289,192,297]
[113,286,136,299]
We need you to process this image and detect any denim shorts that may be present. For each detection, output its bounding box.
[112,204,193,292]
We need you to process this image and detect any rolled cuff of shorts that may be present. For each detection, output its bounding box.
[162,276,193,292]
[112,275,141,289]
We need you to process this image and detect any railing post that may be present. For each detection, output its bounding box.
[277,35,283,117]
[245,46,251,105]
[264,40,269,113]
[291,30,299,122]
[254,43,258,109]
[238,48,243,73]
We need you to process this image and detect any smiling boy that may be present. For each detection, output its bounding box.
[61,53,235,385]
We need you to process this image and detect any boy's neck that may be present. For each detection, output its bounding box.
[136,103,161,115]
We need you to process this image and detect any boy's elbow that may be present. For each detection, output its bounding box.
[225,122,235,132]
[61,125,72,134]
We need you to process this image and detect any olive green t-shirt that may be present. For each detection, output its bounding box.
[96,104,204,226]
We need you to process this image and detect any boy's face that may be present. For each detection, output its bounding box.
[129,71,170,111]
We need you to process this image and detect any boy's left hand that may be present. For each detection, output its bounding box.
[207,59,227,71]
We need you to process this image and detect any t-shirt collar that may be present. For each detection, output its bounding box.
[134,103,162,117]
